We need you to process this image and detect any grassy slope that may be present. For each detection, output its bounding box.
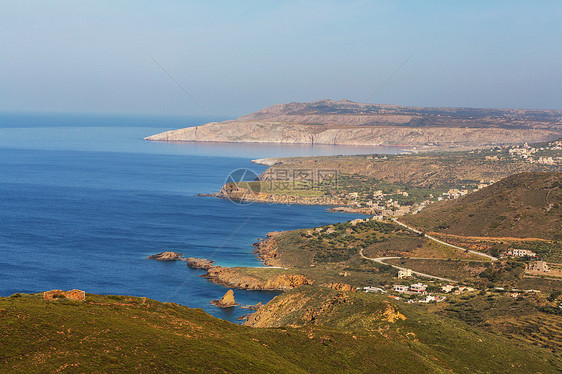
[0,293,422,373]
[245,286,562,373]
[403,172,562,240]
[1,292,560,374]
[265,151,561,189]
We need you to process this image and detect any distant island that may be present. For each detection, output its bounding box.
[145,99,562,149]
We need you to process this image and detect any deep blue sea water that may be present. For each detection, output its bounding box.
[0,113,403,322]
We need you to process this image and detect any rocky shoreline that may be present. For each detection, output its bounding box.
[252,232,283,267]
[146,248,314,291]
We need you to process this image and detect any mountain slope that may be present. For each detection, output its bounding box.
[145,99,562,148]
[1,292,560,373]
[403,172,562,240]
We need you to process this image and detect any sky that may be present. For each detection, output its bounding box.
[1,1,561,118]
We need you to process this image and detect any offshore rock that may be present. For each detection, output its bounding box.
[147,252,183,261]
[185,257,215,270]
[211,289,238,308]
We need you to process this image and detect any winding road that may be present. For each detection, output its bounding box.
[359,249,458,283]
[392,218,499,261]
[359,219,499,283]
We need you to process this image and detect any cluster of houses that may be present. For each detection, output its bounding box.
[393,283,428,295]
[509,144,536,159]
[338,140,560,218]
[351,190,414,218]
[537,156,557,165]
[438,188,469,201]
[504,249,562,278]
[506,142,561,165]
[360,273,479,303]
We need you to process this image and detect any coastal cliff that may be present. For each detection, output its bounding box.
[252,232,283,267]
[145,99,562,148]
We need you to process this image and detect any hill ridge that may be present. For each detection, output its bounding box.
[145,100,562,148]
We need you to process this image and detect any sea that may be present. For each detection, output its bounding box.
[0,113,404,323]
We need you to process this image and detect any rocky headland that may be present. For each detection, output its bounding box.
[203,266,313,291]
[145,99,562,148]
[213,184,343,206]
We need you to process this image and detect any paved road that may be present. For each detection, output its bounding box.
[359,249,458,283]
[392,218,499,261]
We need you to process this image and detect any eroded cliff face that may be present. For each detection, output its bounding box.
[144,99,562,148]
[145,121,559,147]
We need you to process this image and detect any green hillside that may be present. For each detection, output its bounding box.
[403,172,562,240]
[1,292,560,373]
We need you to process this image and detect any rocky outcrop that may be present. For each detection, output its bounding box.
[185,257,215,270]
[244,288,352,328]
[43,289,85,301]
[203,267,313,291]
[321,283,356,292]
[211,289,238,308]
[251,158,282,166]
[147,252,183,261]
[145,99,562,148]
[244,287,406,328]
[382,303,407,323]
[240,302,262,310]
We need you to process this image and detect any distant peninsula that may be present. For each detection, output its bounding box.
[145,99,562,149]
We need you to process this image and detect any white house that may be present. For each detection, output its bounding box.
[393,285,408,293]
[397,269,412,279]
[409,283,428,294]
[507,249,537,257]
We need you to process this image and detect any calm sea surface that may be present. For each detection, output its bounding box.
[0,113,404,322]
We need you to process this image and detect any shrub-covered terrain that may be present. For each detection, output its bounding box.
[1,292,561,373]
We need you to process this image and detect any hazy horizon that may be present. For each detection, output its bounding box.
[2,1,561,118]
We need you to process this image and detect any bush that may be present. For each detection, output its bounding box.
[547,290,561,302]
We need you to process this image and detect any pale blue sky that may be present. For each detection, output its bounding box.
[1,1,561,117]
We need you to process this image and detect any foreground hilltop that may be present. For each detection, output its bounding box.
[146,99,562,148]
[1,292,560,373]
